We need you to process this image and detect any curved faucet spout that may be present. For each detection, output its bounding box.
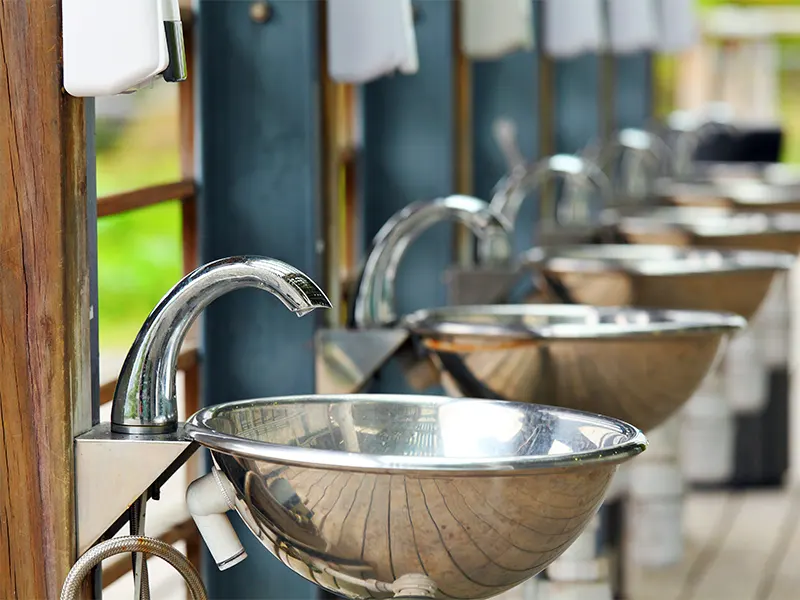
[111,256,332,435]
[490,154,613,229]
[586,128,672,198]
[668,109,738,178]
[352,196,512,329]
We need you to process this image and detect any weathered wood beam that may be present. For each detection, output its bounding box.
[0,1,90,597]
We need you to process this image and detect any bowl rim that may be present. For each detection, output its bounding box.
[401,304,746,341]
[601,207,800,238]
[184,394,647,476]
[521,244,796,276]
[656,178,800,206]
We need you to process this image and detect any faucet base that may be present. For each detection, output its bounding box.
[110,422,179,436]
[75,422,197,554]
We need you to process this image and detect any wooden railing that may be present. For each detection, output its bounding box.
[96,13,202,588]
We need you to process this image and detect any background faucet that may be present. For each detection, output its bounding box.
[490,153,613,232]
[488,117,612,235]
[668,108,738,179]
[111,256,332,435]
[352,196,512,329]
[583,128,672,201]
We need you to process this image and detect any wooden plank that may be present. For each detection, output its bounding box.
[198,1,324,595]
[0,1,91,597]
[451,0,475,267]
[471,7,538,253]
[97,180,195,218]
[99,345,199,406]
[318,5,347,328]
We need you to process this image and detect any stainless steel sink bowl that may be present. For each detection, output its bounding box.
[185,394,646,600]
[658,178,800,212]
[402,305,745,432]
[523,244,794,321]
[602,206,800,254]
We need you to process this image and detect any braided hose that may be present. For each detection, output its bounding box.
[129,502,151,600]
[61,536,207,600]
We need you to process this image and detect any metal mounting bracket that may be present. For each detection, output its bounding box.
[315,329,410,394]
[75,423,198,554]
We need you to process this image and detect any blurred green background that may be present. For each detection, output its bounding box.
[96,5,800,355]
[96,84,182,353]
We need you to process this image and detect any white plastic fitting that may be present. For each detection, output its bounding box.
[186,468,247,570]
[392,574,438,598]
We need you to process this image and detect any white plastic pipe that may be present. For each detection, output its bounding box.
[725,328,767,414]
[755,274,790,369]
[681,369,735,485]
[186,468,247,570]
[628,415,684,567]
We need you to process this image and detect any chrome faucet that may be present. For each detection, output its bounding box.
[489,117,613,229]
[111,256,332,435]
[352,196,513,329]
[585,128,672,199]
[668,109,738,179]
[490,154,613,229]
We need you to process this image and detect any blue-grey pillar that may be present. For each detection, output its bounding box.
[361,1,456,394]
[471,14,539,253]
[614,53,652,129]
[554,55,602,154]
[197,2,321,598]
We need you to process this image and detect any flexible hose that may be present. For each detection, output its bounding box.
[61,536,207,600]
[129,502,151,600]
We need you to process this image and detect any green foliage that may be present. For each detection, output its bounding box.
[96,117,182,350]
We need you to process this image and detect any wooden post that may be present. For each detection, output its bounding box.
[0,2,90,598]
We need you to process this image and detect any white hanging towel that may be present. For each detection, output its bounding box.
[607,0,658,55]
[543,0,605,59]
[327,0,418,84]
[656,0,699,53]
[460,0,535,61]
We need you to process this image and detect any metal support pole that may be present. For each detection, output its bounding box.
[554,55,602,154]
[197,2,323,597]
[361,0,458,395]
[613,53,653,130]
[471,6,539,252]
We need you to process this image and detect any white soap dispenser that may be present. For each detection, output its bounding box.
[460,0,535,61]
[62,0,187,97]
[656,0,699,53]
[327,0,419,84]
[543,0,606,59]
[607,0,659,55]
